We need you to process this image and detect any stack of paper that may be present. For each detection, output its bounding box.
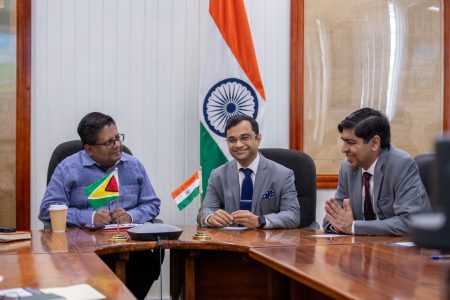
[0,284,106,300]
[0,231,31,242]
[41,284,106,300]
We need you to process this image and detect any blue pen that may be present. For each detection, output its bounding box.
[430,254,450,260]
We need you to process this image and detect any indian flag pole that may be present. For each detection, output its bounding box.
[193,167,212,240]
[171,168,212,240]
[200,0,266,197]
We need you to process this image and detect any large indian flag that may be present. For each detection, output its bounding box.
[200,0,266,194]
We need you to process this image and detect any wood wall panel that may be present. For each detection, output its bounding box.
[445,0,450,131]
[290,0,449,189]
[16,0,31,230]
[289,0,303,151]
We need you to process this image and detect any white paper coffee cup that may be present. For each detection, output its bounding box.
[49,204,68,233]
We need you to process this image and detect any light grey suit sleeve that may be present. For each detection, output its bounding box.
[323,161,347,233]
[324,147,432,236]
[196,157,300,229]
[196,168,222,226]
[354,157,432,235]
[262,168,300,229]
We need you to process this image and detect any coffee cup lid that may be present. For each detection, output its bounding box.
[49,204,68,211]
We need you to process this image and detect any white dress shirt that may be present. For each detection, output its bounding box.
[351,158,378,233]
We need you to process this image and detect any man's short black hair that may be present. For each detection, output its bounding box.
[338,107,391,149]
[225,115,259,136]
[77,112,116,145]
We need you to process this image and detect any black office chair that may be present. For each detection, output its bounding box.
[47,140,132,184]
[259,148,318,229]
[414,152,435,206]
[45,140,163,221]
[44,140,163,297]
[41,140,133,228]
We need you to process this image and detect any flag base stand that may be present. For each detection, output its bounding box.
[192,230,212,241]
[109,233,128,242]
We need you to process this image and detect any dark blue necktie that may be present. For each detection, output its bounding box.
[240,168,253,210]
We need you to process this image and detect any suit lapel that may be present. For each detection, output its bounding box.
[351,169,364,219]
[373,148,388,211]
[252,155,268,212]
[228,162,241,210]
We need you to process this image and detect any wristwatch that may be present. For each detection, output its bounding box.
[258,216,266,228]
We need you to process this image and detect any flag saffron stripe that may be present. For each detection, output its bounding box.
[173,180,200,205]
[209,0,266,100]
[171,171,199,198]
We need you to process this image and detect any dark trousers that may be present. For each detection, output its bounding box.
[101,249,163,300]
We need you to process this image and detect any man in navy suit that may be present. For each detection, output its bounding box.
[198,115,300,229]
[323,108,432,235]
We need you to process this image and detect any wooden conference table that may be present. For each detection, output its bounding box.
[169,226,449,299]
[0,226,448,299]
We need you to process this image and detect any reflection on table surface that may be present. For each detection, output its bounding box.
[250,243,449,300]
[1,226,446,300]
[171,225,411,251]
[0,253,135,299]
[0,225,412,255]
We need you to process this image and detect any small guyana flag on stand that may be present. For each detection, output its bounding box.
[85,169,119,209]
[171,171,201,211]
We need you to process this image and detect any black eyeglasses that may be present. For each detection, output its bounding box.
[226,134,257,145]
[94,133,125,150]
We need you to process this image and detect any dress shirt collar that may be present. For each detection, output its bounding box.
[237,153,260,175]
[362,158,378,176]
[81,150,128,168]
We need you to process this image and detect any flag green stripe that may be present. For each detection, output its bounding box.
[200,123,228,199]
[89,196,117,209]
[177,187,200,210]
[85,174,109,197]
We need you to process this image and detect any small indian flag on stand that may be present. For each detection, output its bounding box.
[85,170,119,209]
[171,171,200,211]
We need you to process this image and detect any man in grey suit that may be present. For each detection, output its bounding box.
[324,108,432,235]
[197,115,300,229]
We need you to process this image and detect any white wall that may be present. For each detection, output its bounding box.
[31,0,298,229]
[31,1,334,298]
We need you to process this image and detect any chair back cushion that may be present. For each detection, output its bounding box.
[259,148,317,228]
[414,152,434,205]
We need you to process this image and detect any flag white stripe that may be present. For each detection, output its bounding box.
[199,14,265,161]
[173,178,200,205]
